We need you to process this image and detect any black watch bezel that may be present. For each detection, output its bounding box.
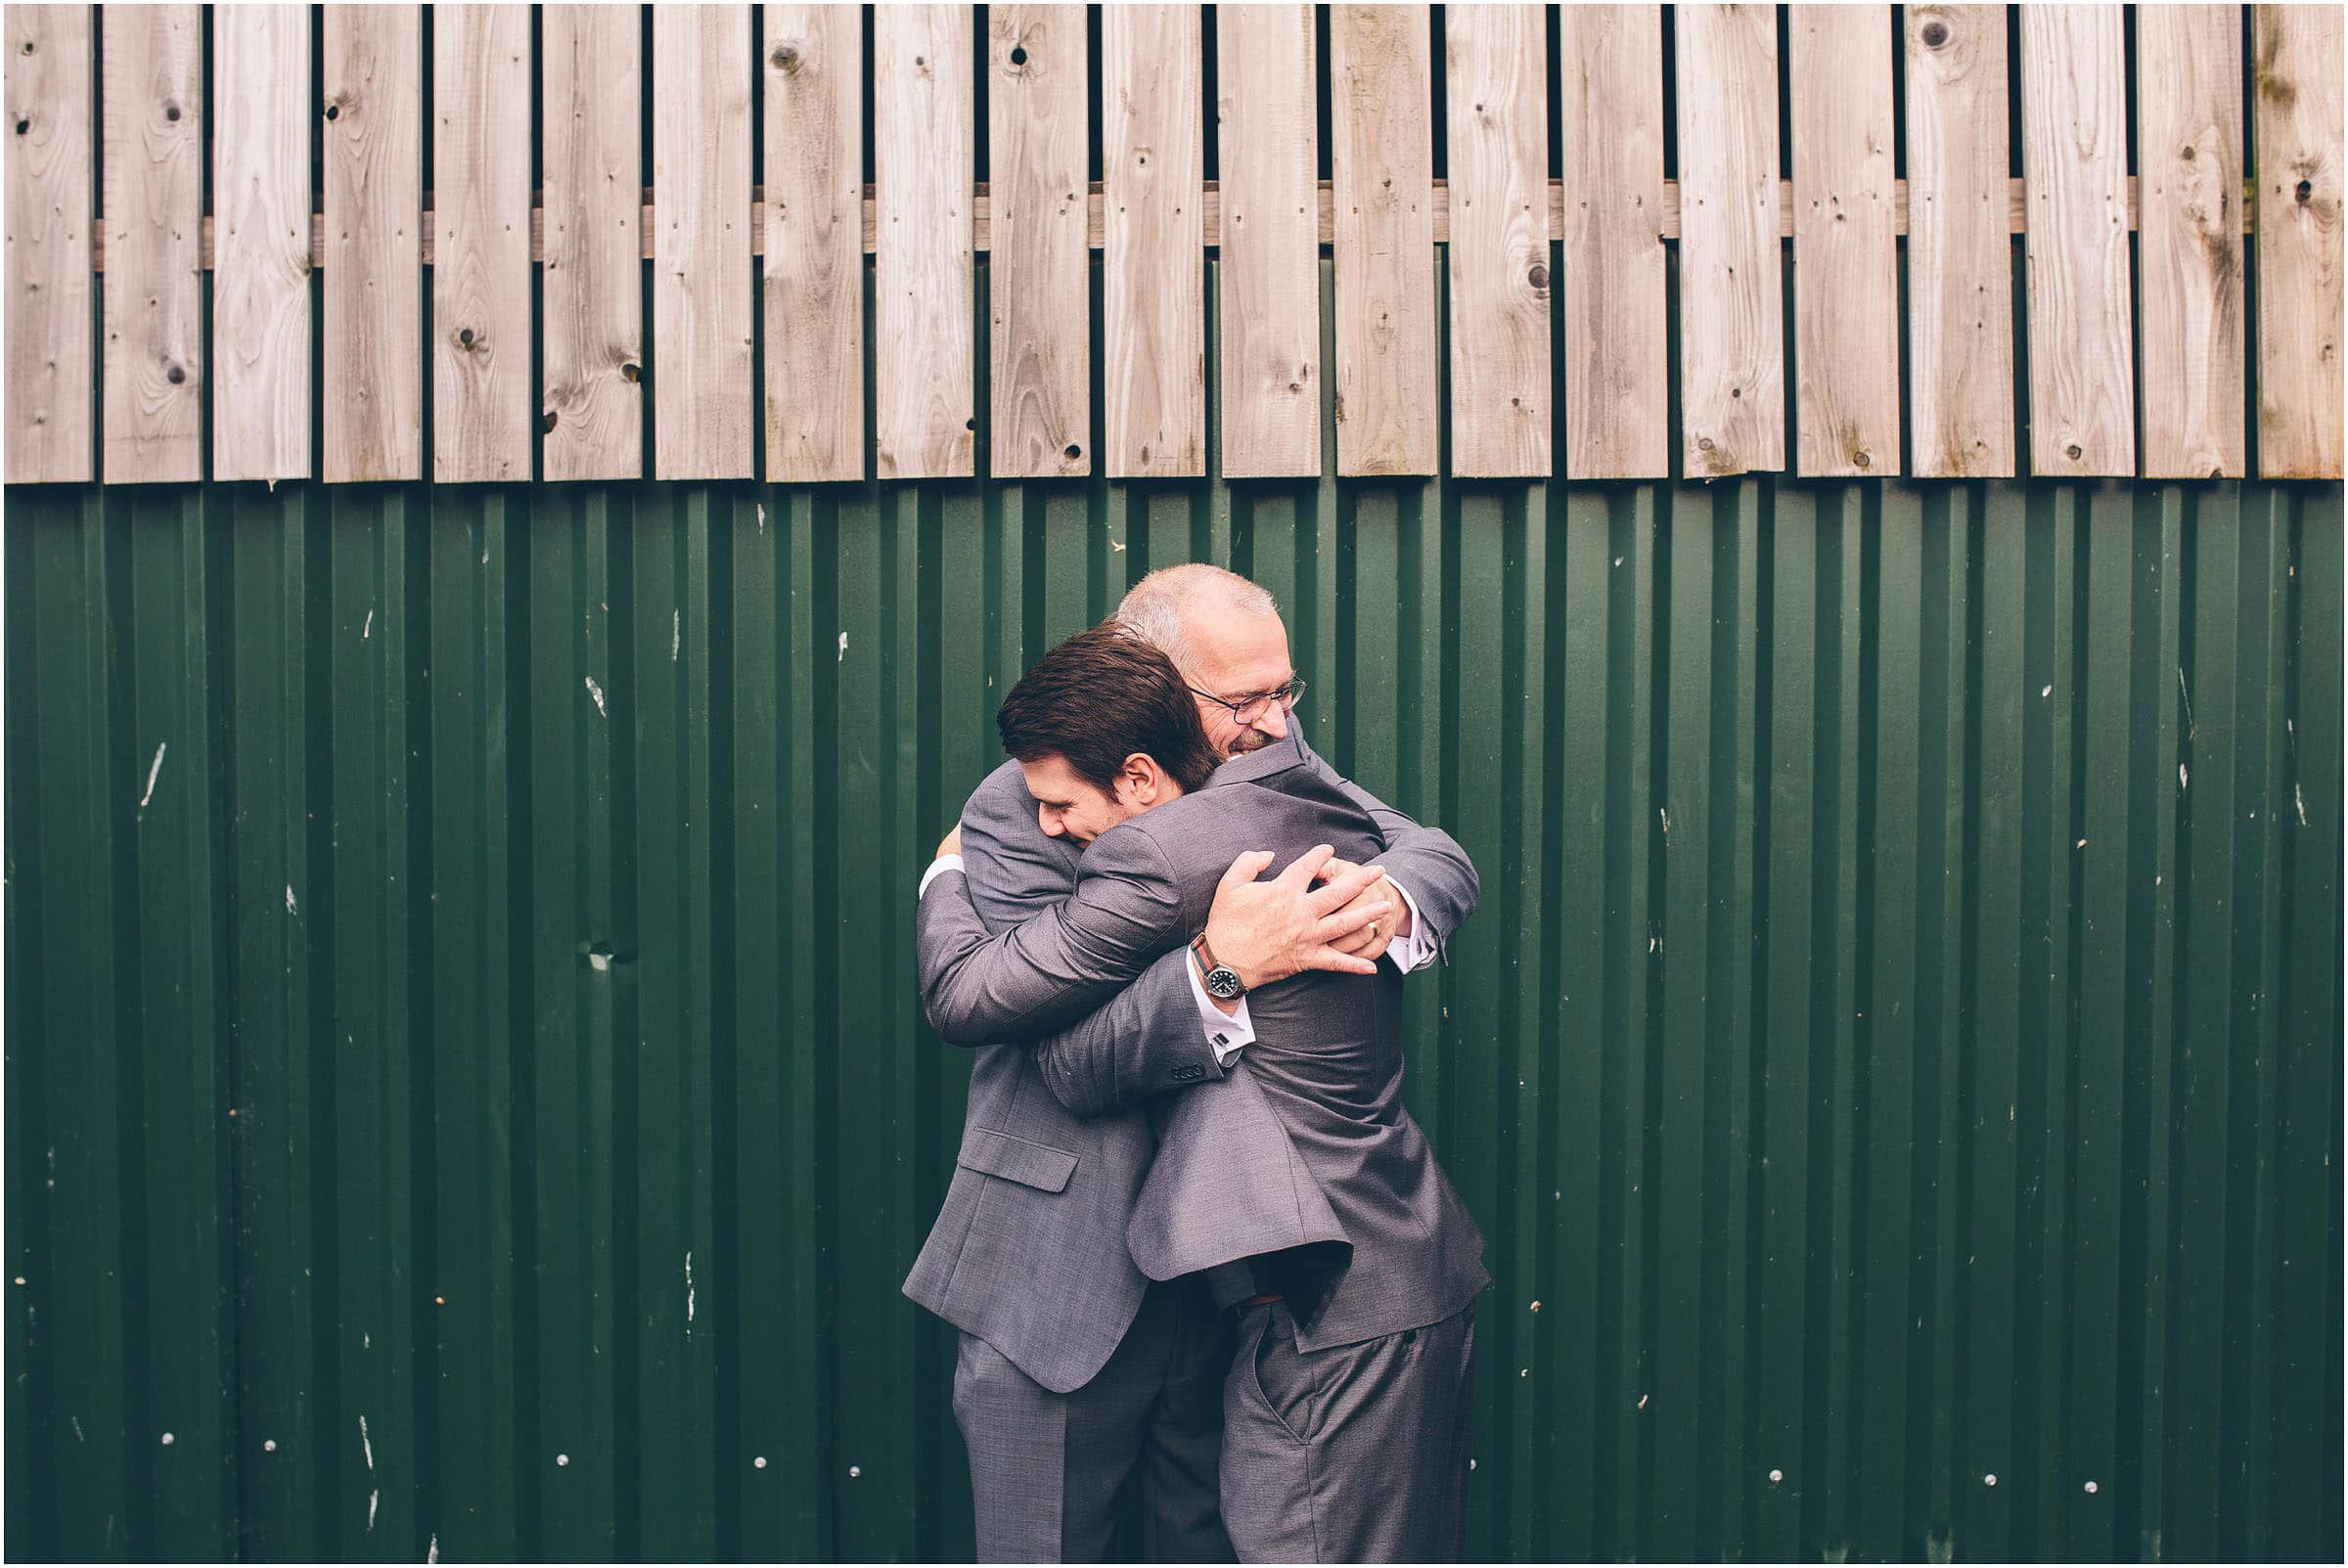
[1194,935,1246,1000]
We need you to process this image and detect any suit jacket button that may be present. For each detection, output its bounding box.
[1172,1064,1205,1082]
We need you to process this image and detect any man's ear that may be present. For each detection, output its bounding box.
[1117,751,1168,805]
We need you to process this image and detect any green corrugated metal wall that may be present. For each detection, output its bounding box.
[6,269,2344,1560]
[7,472,2339,1564]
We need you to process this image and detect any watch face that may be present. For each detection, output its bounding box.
[1205,966,1244,1000]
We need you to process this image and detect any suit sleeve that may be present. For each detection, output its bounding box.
[917,822,1193,1048]
[915,868,1226,1114]
[1326,766,1480,957]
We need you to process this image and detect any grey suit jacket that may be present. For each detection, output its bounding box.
[904,726,1477,1388]
[919,734,1490,1352]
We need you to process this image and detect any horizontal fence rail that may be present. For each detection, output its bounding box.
[3,3,2343,487]
[4,468,2341,1563]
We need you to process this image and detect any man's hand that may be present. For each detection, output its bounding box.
[1202,844,1390,990]
[1317,856,1412,963]
[936,824,963,860]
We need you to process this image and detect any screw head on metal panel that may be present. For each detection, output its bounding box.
[2084,1481,2099,1495]
[557,1455,569,1467]
[161,1433,175,1446]
[264,1440,277,1453]
[1984,1473,1998,1487]
[1769,1469,1784,1484]
[754,1456,768,1469]
[848,1465,861,1478]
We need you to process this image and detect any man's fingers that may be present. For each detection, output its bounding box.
[1218,848,1277,890]
[1304,861,1386,917]
[1314,898,1390,945]
[1272,844,1337,892]
[1299,943,1380,976]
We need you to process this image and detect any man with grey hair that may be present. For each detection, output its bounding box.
[909,564,1483,1560]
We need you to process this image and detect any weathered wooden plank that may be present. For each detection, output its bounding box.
[322,4,423,482]
[1444,1,1550,477]
[1214,3,1321,478]
[5,5,94,483]
[1906,5,2016,476]
[1791,4,1900,475]
[2252,4,2344,478]
[1330,2,1437,476]
[653,4,753,479]
[213,5,312,482]
[874,4,974,478]
[101,4,203,483]
[986,3,1089,477]
[431,3,531,482]
[2136,5,2245,478]
[2019,4,2136,476]
[765,4,865,482]
[1105,4,1204,476]
[541,4,642,481]
[1558,4,1666,479]
[1675,2,1784,476]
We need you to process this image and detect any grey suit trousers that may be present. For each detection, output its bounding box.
[1219,1299,1478,1563]
[952,1276,1239,1563]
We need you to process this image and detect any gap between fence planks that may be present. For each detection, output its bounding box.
[132,174,2263,278]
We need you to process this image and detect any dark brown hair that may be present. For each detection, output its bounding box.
[997,621,1221,795]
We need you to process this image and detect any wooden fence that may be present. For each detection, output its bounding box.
[4,3,2342,488]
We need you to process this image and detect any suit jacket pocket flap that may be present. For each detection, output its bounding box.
[957,1127,1079,1193]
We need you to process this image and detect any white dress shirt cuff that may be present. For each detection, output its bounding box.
[918,854,965,901]
[1383,875,1440,973]
[1187,951,1254,1064]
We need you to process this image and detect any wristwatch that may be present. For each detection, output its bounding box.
[1192,933,1246,1001]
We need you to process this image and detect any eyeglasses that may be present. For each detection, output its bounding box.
[1188,677,1307,726]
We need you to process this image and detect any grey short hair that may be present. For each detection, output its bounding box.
[1115,564,1280,678]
